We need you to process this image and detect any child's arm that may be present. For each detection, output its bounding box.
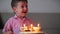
[3,18,13,34]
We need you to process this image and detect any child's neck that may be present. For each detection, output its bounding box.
[18,16,25,20]
[16,15,26,20]
[20,16,25,19]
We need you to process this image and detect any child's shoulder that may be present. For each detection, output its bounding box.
[6,16,14,22]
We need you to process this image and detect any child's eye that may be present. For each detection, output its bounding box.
[26,5,28,8]
[21,5,28,8]
[21,6,24,8]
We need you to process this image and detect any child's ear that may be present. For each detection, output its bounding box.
[12,7,17,12]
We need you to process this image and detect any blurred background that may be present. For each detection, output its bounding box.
[0,0,60,34]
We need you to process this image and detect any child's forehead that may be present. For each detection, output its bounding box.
[17,1,28,5]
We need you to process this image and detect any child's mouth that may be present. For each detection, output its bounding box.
[22,12,27,13]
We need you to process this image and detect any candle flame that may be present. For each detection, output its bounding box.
[24,24,26,27]
[37,24,40,27]
[31,24,33,27]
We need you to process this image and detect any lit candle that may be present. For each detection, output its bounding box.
[37,24,40,27]
[29,24,33,32]
[37,24,41,31]
[31,24,33,27]
[20,24,26,32]
[23,24,28,31]
[24,24,26,27]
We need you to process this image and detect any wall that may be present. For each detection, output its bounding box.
[0,0,60,13]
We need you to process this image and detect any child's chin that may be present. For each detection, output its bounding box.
[23,14,26,16]
[21,13,27,17]
[22,15,26,17]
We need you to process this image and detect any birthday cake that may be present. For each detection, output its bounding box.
[19,24,44,34]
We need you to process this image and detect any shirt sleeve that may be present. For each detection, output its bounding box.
[3,18,13,32]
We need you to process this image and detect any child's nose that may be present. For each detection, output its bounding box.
[24,7,28,11]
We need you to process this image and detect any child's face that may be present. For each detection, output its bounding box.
[13,1,28,18]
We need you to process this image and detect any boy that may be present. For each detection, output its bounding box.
[3,0,34,34]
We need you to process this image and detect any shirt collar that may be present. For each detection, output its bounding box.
[14,15,27,20]
[14,15,17,19]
